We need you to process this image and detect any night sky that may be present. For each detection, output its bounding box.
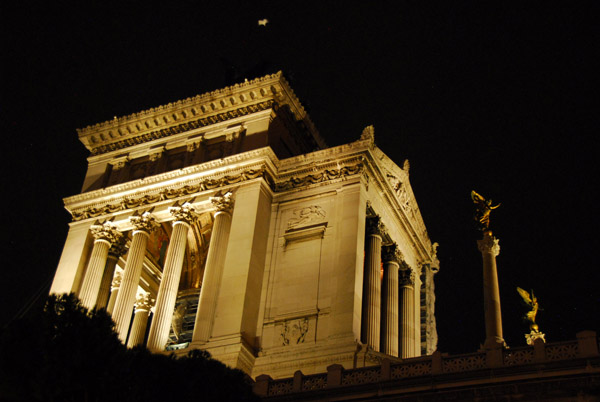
[3,3,598,354]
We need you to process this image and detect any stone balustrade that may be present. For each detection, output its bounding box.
[254,330,599,398]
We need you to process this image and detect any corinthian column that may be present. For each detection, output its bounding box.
[112,212,159,343]
[478,232,504,348]
[381,244,400,357]
[362,216,383,352]
[399,267,416,358]
[96,239,127,309]
[192,191,233,343]
[106,269,122,314]
[147,204,198,352]
[127,292,154,348]
[79,223,123,310]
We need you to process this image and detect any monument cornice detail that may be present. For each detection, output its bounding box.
[68,165,271,221]
[88,100,275,156]
[77,71,326,154]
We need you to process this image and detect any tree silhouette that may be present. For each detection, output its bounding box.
[0,294,258,402]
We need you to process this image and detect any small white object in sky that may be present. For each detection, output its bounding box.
[258,19,269,26]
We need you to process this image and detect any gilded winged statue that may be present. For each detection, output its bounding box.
[517,287,540,333]
[471,190,501,232]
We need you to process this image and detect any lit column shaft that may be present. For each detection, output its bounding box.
[96,240,126,309]
[399,268,415,358]
[478,232,504,348]
[381,244,400,356]
[192,192,233,343]
[362,216,383,352]
[147,204,197,352]
[127,292,153,348]
[112,213,158,343]
[106,270,122,314]
[78,223,122,310]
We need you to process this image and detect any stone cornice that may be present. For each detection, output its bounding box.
[77,72,326,154]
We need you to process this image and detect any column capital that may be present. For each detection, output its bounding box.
[477,233,500,256]
[90,222,123,244]
[366,216,385,237]
[210,191,234,213]
[111,269,123,290]
[382,243,402,264]
[398,268,415,286]
[134,292,154,313]
[169,203,198,226]
[130,212,159,234]
[108,237,128,258]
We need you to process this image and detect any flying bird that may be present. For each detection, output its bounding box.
[258,19,269,27]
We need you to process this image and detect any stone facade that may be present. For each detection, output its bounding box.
[50,72,440,379]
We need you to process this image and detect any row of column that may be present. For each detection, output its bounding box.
[77,192,234,351]
[363,216,419,359]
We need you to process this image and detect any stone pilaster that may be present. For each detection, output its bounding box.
[381,244,401,357]
[147,204,198,352]
[478,232,504,349]
[127,292,154,348]
[362,216,383,352]
[112,212,158,343]
[96,238,127,309]
[106,269,122,314]
[192,192,233,343]
[399,267,416,358]
[78,223,123,310]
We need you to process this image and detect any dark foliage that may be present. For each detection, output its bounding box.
[0,294,259,402]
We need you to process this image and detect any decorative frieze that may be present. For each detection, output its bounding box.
[287,205,326,230]
[274,162,363,192]
[70,167,266,221]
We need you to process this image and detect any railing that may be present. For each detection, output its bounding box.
[253,330,598,397]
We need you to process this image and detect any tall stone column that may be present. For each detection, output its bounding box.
[106,270,122,314]
[399,268,416,358]
[192,192,233,343]
[381,244,400,357]
[78,223,123,310]
[127,292,154,348]
[478,232,504,348]
[112,212,158,343]
[362,216,383,352]
[147,204,198,352]
[96,239,127,309]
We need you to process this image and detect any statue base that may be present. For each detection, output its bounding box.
[525,330,546,346]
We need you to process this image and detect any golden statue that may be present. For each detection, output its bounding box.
[517,287,540,333]
[471,190,501,232]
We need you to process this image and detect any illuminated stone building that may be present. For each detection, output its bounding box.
[50,72,440,379]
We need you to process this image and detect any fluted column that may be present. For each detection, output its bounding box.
[381,244,401,356]
[192,191,234,343]
[112,212,158,343]
[78,223,123,310]
[478,232,504,348]
[106,269,122,314]
[399,267,416,358]
[147,204,198,352]
[96,239,127,309]
[127,292,154,348]
[362,216,383,352]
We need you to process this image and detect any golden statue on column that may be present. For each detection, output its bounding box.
[471,190,501,233]
[517,287,546,345]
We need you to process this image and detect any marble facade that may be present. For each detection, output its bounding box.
[50,72,440,379]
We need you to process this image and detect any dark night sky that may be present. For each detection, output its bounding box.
[2,2,598,354]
